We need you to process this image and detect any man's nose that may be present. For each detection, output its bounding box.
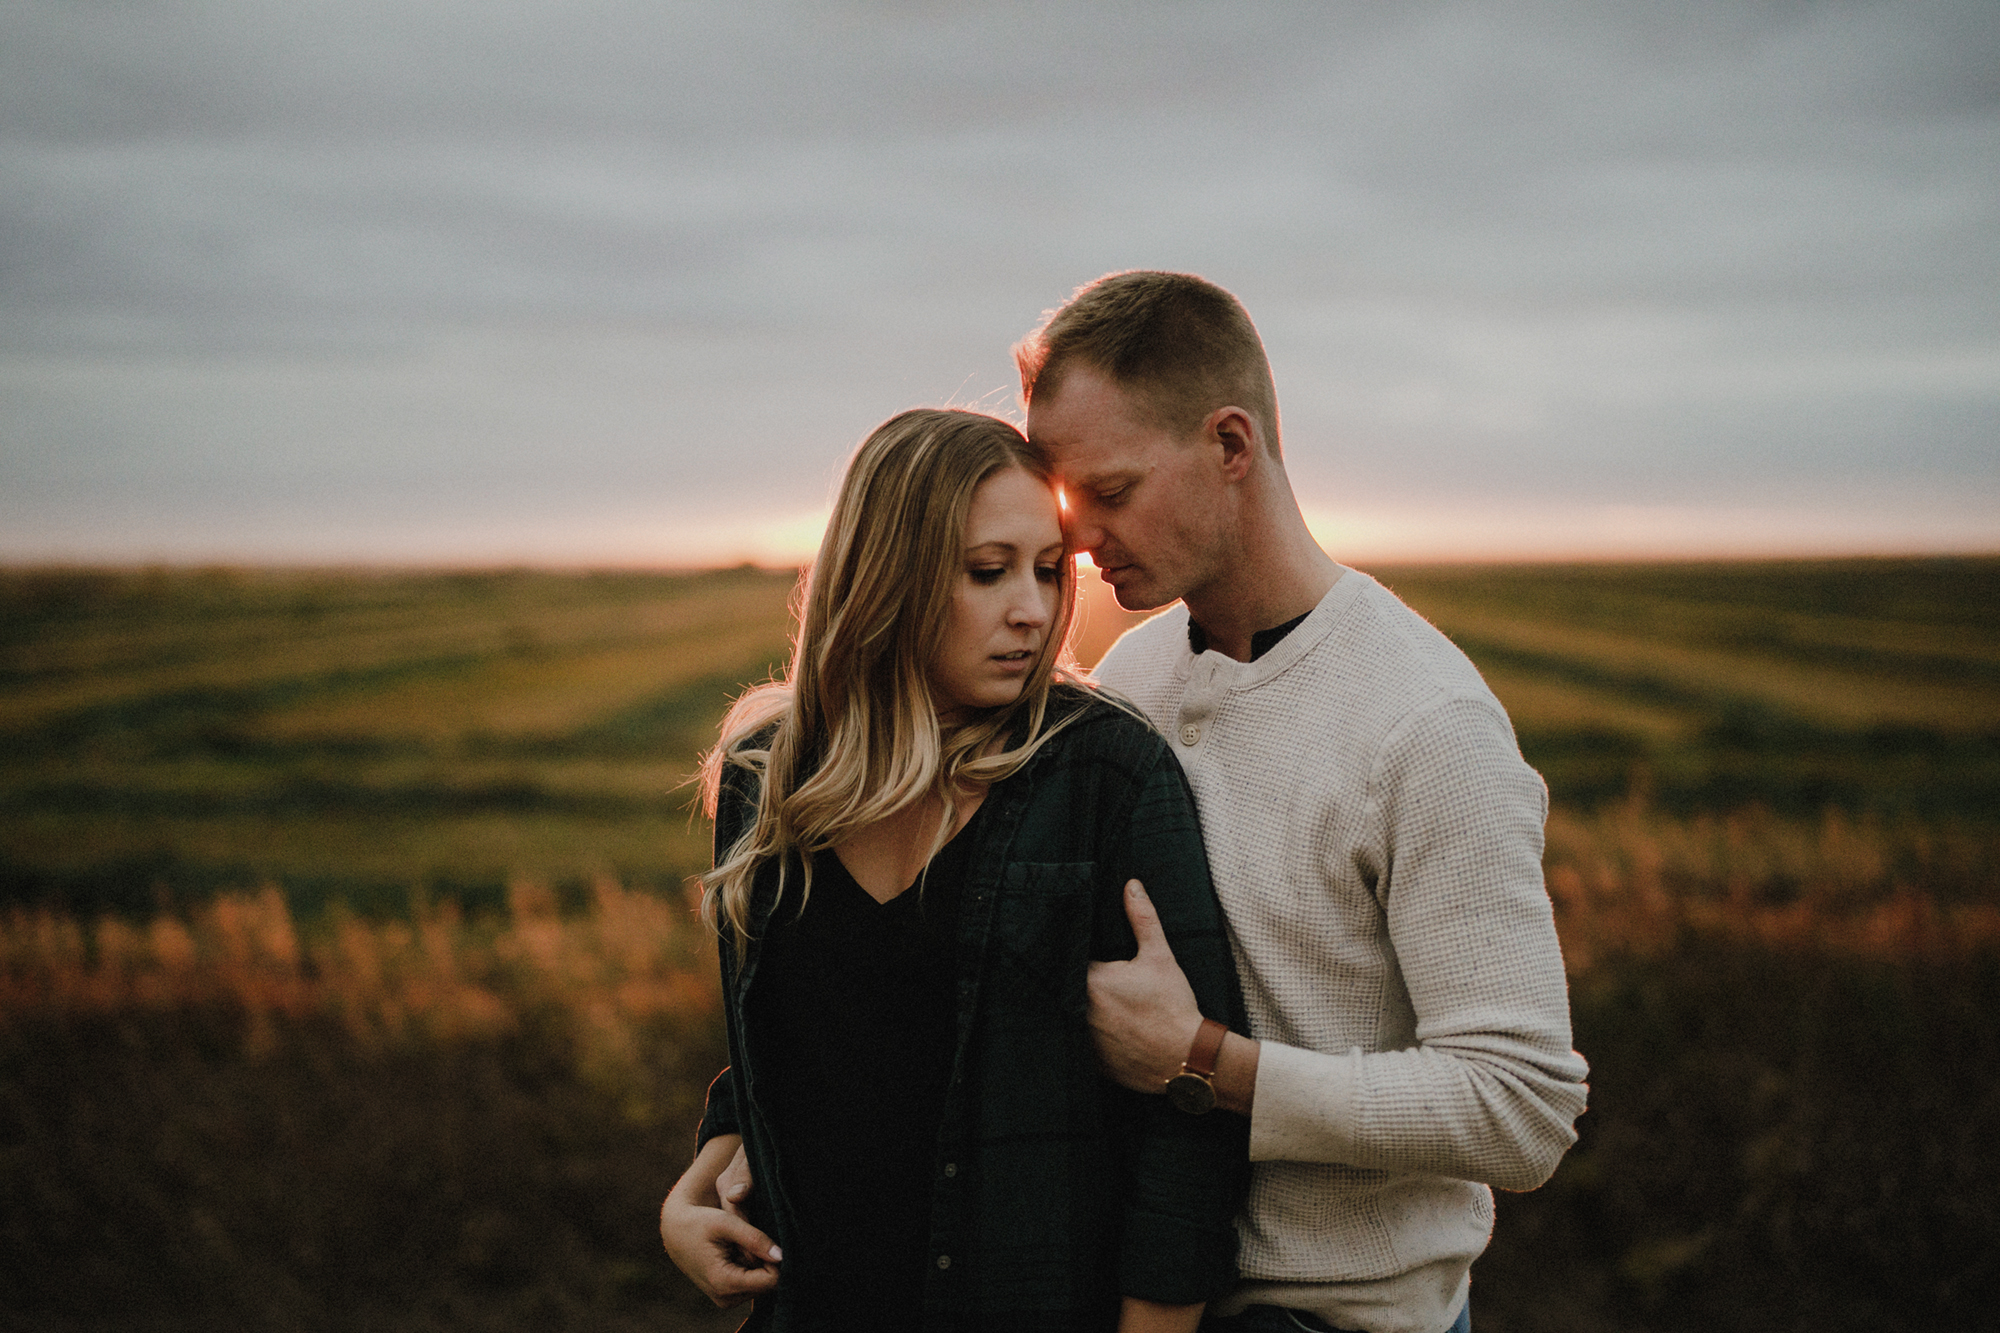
[1067,515,1107,555]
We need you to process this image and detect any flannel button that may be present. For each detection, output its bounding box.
[942,1162,957,1178]
[936,1254,952,1270]
[1179,723,1200,746]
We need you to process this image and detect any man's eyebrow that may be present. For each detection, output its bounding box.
[1073,468,1144,490]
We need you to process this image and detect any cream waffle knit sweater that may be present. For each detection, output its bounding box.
[1094,567,1588,1333]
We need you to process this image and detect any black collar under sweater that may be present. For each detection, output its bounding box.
[1185,608,1312,662]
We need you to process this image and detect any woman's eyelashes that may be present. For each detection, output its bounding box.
[969,555,1062,586]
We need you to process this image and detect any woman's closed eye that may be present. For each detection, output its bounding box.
[969,565,1007,585]
[1035,563,1061,583]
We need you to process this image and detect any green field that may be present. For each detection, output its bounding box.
[1375,557,2000,819]
[0,564,799,917]
[4,557,1995,918]
[3,556,1998,1332]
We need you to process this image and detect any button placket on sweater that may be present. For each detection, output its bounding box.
[1176,655,1231,754]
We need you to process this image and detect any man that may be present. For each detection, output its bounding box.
[1019,271,1587,1333]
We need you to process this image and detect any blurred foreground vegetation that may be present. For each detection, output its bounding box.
[2,557,1997,1331]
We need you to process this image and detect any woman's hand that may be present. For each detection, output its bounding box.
[659,1134,782,1307]
[716,1139,755,1217]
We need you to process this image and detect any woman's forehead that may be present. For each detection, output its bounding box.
[965,468,1060,543]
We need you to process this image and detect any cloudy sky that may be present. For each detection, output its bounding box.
[4,0,1996,565]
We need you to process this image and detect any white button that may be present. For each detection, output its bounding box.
[936,1254,952,1270]
[1179,723,1200,746]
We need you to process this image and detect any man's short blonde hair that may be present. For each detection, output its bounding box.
[1015,270,1280,456]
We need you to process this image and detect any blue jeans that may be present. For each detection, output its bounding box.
[1201,1297,1472,1333]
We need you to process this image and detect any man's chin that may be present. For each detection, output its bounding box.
[1108,577,1175,613]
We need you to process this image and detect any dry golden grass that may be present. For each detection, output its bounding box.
[1,807,716,908]
[0,878,720,1083]
[1544,802,2000,972]
[6,800,1988,1054]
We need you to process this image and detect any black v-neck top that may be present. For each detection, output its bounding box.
[745,805,985,1330]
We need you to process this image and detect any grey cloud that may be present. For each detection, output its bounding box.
[1,0,1995,560]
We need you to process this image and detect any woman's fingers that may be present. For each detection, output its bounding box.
[717,1140,755,1217]
[660,1198,783,1307]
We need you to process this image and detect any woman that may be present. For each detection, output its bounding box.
[660,408,1247,1332]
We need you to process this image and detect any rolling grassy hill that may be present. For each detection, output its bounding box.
[3,556,1997,1332]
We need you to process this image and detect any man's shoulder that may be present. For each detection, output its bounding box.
[1320,572,1500,710]
[1092,605,1189,694]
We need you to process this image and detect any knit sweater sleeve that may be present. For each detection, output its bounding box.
[1247,694,1589,1192]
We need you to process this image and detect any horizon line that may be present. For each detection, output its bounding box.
[4,547,1997,577]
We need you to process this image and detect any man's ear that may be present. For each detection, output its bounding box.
[1207,406,1258,482]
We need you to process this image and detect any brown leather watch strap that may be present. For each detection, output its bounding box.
[1184,1017,1227,1079]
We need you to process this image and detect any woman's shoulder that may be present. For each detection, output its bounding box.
[714,720,781,817]
[1041,680,1170,762]
[727,718,783,754]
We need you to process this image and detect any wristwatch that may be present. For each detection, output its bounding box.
[1164,1017,1228,1115]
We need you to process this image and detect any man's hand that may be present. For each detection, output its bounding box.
[660,1134,782,1308]
[1090,879,1261,1114]
[1088,880,1206,1094]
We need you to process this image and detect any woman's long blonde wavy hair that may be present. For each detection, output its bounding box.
[697,408,1081,947]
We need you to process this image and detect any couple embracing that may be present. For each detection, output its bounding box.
[660,272,1588,1333]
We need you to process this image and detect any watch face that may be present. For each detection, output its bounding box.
[1165,1071,1216,1115]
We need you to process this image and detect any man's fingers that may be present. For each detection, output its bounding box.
[1123,879,1171,956]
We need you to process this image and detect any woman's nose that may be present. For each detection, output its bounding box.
[1009,579,1050,626]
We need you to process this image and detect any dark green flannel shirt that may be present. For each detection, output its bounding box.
[698,685,1250,1332]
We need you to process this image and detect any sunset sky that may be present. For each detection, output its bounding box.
[3,1,1996,566]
